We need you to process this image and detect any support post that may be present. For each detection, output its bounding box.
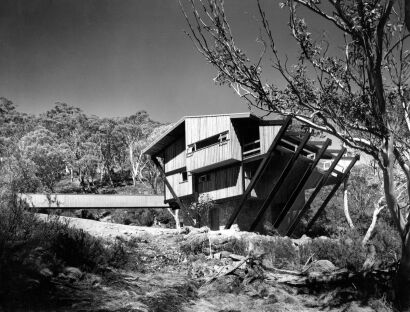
[285,148,347,236]
[272,138,331,228]
[152,156,187,210]
[249,132,311,231]
[224,116,292,229]
[304,155,359,234]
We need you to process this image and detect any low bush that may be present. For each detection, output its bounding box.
[370,219,401,266]
[0,192,138,308]
[300,231,367,271]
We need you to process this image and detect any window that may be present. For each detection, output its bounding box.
[198,174,210,183]
[186,131,229,155]
[186,144,196,156]
[219,131,228,143]
[181,171,188,182]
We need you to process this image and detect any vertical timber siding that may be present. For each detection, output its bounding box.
[197,165,243,200]
[164,136,186,172]
[259,125,280,154]
[165,172,193,200]
[186,116,242,172]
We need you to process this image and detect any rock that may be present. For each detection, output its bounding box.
[229,254,246,261]
[220,251,231,258]
[230,224,240,231]
[179,227,190,234]
[343,301,375,312]
[292,234,312,246]
[64,267,83,281]
[306,260,337,273]
[39,268,53,278]
[100,215,113,223]
[85,273,102,286]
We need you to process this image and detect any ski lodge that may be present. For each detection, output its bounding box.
[142,112,358,236]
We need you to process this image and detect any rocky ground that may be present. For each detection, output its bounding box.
[25,214,393,312]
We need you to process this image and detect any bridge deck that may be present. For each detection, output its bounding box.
[20,194,169,209]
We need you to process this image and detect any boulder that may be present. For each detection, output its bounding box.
[85,273,102,286]
[292,234,312,246]
[306,260,337,273]
[64,266,83,281]
[39,268,53,278]
[343,302,375,312]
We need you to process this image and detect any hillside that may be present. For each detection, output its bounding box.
[28,214,394,312]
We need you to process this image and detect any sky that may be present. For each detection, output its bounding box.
[0,0,329,123]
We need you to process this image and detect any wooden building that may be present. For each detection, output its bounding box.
[143,113,358,236]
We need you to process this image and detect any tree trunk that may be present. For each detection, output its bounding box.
[129,144,137,186]
[167,208,181,230]
[343,179,354,228]
[380,143,410,310]
[362,198,384,246]
[396,231,410,311]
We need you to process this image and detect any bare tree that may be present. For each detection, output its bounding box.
[181,0,410,308]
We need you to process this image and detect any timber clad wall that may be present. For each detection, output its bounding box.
[185,116,242,172]
[259,125,280,154]
[164,136,186,172]
[197,165,243,200]
[165,172,193,200]
[185,116,230,143]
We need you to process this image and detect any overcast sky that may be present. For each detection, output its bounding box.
[0,0,326,123]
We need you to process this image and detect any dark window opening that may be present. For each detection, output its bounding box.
[181,171,188,182]
[198,174,210,183]
[187,131,229,155]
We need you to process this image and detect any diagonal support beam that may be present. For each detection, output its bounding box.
[304,155,359,234]
[249,132,312,231]
[272,138,331,229]
[224,116,292,229]
[152,156,187,210]
[285,148,347,236]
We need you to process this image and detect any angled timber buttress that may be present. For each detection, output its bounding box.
[142,112,358,237]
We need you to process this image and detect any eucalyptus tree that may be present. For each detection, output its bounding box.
[40,103,90,181]
[0,98,35,161]
[114,111,159,186]
[18,128,66,192]
[182,0,410,308]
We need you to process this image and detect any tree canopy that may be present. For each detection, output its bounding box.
[181,0,410,309]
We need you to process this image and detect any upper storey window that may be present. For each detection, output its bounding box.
[187,131,229,156]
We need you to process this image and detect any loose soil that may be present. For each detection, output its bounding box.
[30,214,391,312]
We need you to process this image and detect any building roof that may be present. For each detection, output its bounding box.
[142,112,257,156]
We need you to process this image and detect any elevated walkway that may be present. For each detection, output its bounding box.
[20,194,169,209]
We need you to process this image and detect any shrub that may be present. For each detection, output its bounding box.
[370,219,401,266]
[268,238,299,269]
[186,194,215,228]
[300,232,367,271]
[49,224,107,271]
[0,191,138,307]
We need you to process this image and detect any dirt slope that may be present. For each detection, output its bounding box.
[35,214,389,312]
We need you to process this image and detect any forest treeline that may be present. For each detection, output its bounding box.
[0,96,404,260]
[0,97,166,194]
